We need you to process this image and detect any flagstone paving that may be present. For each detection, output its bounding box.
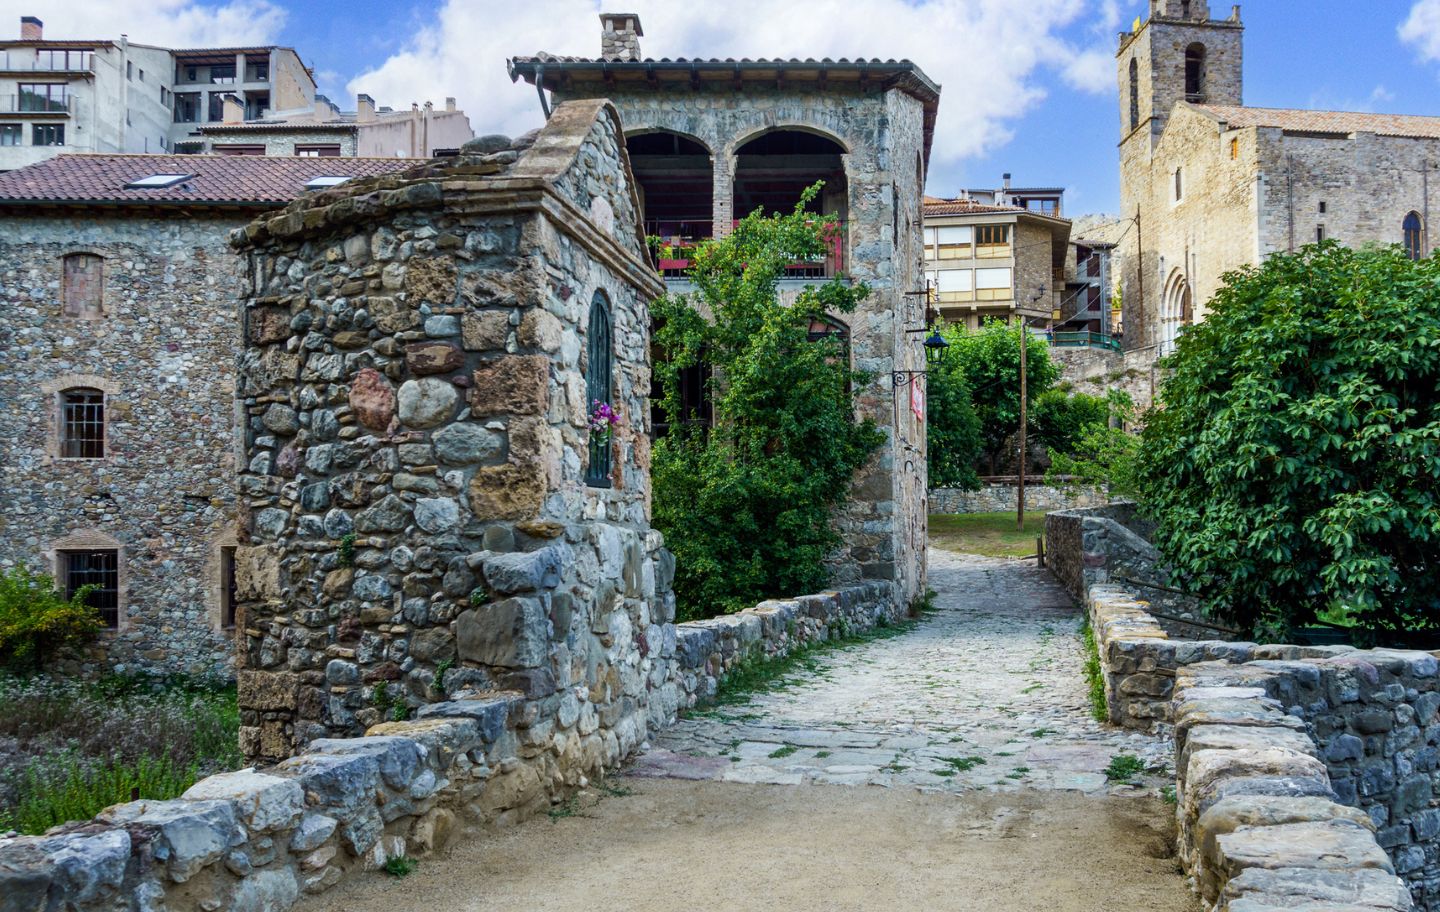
[632,547,1173,795]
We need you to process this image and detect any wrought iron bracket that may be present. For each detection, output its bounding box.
[890,370,928,386]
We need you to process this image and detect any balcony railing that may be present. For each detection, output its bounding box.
[0,54,93,73]
[0,94,74,114]
[647,218,847,279]
[1048,330,1121,352]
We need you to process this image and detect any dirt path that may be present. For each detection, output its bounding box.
[307,780,1193,912]
[301,549,1199,912]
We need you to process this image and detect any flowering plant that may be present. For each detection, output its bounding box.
[589,400,622,442]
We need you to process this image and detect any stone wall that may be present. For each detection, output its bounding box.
[0,573,903,912]
[930,482,1107,515]
[1050,345,1158,414]
[0,213,243,677]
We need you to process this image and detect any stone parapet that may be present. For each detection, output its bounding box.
[930,483,1107,515]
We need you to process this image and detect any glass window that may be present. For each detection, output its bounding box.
[935,268,974,302]
[65,550,118,629]
[173,92,201,123]
[18,83,67,112]
[975,225,1010,257]
[295,144,341,157]
[585,291,614,488]
[207,92,225,122]
[0,124,19,146]
[209,64,236,84]
[32,123,64,146]
[1404,212,1424,261]
[61,388,104,458]
[62,253,103,317]
[37,49,92,70]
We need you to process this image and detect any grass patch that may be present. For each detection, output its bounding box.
[940,755,987,772]
[1029,728,1054,738]
[0,674,240,835]
[547,795,584,822]
[815,750,832,759]
[1080,617,1109,723]
[928,512,1046,559]
[1105,754,1145,782]
[701,614,916,709]
[768,744,798,759]
[1161,784,1177,805]
[383,856,416,877]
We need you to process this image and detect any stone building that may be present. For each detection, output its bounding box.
[1117,0,1440,355]
[0,153,418,676]
[229,98,678,761]
[195,93,475,158]
[921,194,1070,328]
[508,13,939,604]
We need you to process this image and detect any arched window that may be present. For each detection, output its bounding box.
[1404,211,1424,261]
[585,290,614,488]
[61,252,103,318]
[1185,44,1207,102]
[1128,59,1140,132]
[60,387,105,458]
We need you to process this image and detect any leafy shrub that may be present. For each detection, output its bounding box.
[0,674,240,834]
[947,321,1060,472]
[1046,390,1141,497]
[0,565,103,672]
[652,187,884,619]
[1137,242,1440,635]
[1030,387,1109,454]
[925,325,983,490]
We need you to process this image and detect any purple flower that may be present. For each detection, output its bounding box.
[589,400,622,437]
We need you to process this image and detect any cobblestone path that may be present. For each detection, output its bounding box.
[633,548,1173,794]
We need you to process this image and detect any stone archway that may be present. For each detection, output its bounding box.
[1160,268,1191,354]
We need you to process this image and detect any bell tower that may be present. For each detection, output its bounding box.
[1116,1,1243,149]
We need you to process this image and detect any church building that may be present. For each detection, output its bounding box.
[1117,1,1440,355]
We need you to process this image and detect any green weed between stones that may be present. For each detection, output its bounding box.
[940,755,987,772]
[1080,617,1108,723]
[1105,753,1145,782]
[699,615,916,709]
[768,744,798,759]
[1161,784,1177,805]
[383,856,416,878]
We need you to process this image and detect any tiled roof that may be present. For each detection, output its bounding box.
[170,46,286,55]
[1194,104,1440,139]
[0,153,424,208]
[923,197,1029,216]
[199,121,359,133]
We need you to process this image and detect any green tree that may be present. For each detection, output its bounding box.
[0,565,103,672]
[925,330,983,490]
[1136,241,1440,635]
[651,188,884,620]
[949,321,1061,471]
[1046,390,1141,497]
[1030,387,1110,455]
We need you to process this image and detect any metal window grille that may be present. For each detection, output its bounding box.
[221,546,238,628]
[61,389,104,458]
[585,291,614,487]
[65,549,118,629]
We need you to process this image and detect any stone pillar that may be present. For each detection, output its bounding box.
[712,153,734,238]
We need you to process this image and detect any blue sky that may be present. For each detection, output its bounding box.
[14,0,1440,216]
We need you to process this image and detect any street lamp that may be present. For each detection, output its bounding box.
[923,328,949,366]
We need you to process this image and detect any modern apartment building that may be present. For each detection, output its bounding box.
[922,194,1071,328]
[0,16,316,169]
[194,93,474,158]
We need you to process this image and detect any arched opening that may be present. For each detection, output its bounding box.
[1404,211,1424,261]
[1161,270,1192,355]
[584,290,614,488]
[1185,43,1207,102]
[1128,59,1140,132]
[733,128,848,278]
[626,130,713,277]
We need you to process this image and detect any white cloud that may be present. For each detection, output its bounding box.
[1401,0,1440,62]
[0,0,285,48]
[345,0,1115,189]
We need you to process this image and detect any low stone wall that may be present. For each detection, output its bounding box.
[1172,662,1413,911]
[930,482,1106,515]
[0,580,900,912]
[658,579,897,713]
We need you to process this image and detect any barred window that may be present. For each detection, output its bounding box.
[61,388,105,458]
[585,290,614,488]
[64,549,118,629]
[62,253,103,318]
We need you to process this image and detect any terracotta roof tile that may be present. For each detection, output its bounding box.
[922,197,1029,216]
[0,153,425,207]
[1195,104,1440,139]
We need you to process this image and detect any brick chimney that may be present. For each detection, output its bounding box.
[20,16,42,40]
[356,93,376,123]
[221,94,244,124]
[599,13,642,61]
[444,96,456,112]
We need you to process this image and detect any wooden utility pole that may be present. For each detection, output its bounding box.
[1017,314,1027,531]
